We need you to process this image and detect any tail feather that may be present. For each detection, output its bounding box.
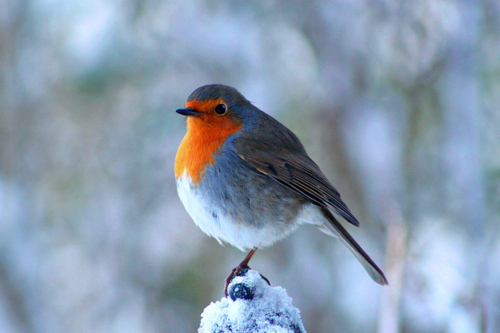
[320,206,388,285]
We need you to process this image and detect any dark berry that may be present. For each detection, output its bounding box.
[229,283,254,301]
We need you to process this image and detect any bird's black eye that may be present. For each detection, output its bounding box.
[214,104,226,115]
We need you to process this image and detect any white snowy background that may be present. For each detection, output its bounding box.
[1,1,499,332]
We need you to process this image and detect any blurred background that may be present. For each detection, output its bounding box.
[1,0,499,332]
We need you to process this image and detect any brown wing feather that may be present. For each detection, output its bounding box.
[240,151,360,227]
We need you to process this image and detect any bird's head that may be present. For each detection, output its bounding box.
[176,84,251,132]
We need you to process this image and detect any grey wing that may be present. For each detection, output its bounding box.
[238,150,360,227]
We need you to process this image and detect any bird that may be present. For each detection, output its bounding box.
[175,84,388,293]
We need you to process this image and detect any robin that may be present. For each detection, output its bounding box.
[175,84,388,293]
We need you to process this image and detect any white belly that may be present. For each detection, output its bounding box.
[176,175,302,250]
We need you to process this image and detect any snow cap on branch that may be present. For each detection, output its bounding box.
[199,269,306,333]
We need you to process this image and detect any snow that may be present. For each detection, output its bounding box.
[199,269,306,333]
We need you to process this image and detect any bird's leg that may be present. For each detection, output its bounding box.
[224,247,270,296]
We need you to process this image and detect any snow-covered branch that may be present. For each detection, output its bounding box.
[199,269,305,333]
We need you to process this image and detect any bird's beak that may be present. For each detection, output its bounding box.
[176,108,202,117]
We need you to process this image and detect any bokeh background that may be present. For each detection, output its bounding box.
[1,0,500,332]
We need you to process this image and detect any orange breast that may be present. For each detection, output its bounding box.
[175,114,242,185]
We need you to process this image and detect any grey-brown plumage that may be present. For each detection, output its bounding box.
[176,84,388,286]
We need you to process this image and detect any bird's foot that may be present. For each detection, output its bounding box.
[224,247,270,296]
[224,265,270,296]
